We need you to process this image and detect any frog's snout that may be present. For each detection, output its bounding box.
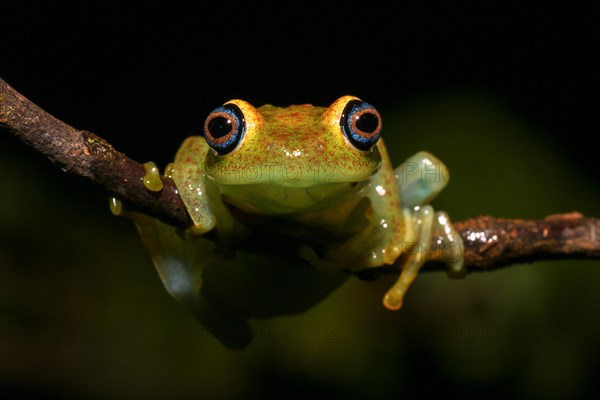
[263,138,325,161]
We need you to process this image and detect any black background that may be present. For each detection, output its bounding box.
[1,3,596,172]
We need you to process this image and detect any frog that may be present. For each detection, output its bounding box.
[121,95,464,348]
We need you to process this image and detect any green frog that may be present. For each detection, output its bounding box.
[120,96,464,348]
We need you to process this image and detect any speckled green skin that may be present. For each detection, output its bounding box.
[207,103,379,185]
[132,96,464,347]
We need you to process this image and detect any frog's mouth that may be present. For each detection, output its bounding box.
[219,180,368,215]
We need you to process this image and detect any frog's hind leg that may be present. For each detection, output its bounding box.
[383,205,434,310]
[130,213,252,349]
[396,151,450,208]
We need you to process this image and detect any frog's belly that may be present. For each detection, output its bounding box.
[218,181,368,215]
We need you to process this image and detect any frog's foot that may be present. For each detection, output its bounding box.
[382,206,465,310]
[383,205,434,310]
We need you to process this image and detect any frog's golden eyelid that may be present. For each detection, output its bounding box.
[339,99,383,151]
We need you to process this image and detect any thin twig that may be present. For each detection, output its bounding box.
[1,77,598,275]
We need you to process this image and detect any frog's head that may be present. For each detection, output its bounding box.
[202,96,383,214]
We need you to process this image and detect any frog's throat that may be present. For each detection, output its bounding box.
[218,180,369,215]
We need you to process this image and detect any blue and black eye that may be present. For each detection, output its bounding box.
[203,103,245,155]
[340,100,382,151]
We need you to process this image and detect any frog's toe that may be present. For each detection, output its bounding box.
[383,254,424,310]
[383,292,403,310]
[446,261,467,279]
[383,279,408,310]
[431,211,465,279]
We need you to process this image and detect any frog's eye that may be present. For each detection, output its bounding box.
[203,103,246,155]
[340,100,382,151]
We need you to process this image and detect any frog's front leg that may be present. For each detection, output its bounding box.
[383,151,465,310]
[171,136,236,245]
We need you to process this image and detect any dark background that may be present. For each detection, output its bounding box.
[1,3,598,399]
[1,3,597,171]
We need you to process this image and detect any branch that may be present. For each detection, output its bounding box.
[0,78,191,227]
[1,77,598,275]
[356,212,599,280]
